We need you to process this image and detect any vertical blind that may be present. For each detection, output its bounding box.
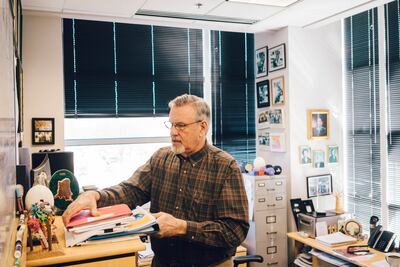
[63,19,203,118]
[385,0,400,237]
[344,9,382,231]
[211,31,256,162]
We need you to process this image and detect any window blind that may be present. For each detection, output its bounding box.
[344,9,382,231]
[63,19,203,118]
[211,31,256,162]
[385,0,400,237]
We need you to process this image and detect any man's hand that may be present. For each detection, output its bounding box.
[153,212,187,238]
[62,191,101,226]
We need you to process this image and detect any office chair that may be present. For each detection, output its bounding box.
[233,255,263,267]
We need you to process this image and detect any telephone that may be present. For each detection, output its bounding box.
[368,225,397,252]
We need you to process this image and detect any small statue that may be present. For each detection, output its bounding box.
[335,192,344,214]
[55,178,73,201]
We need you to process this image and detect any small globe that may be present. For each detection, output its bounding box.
[25,185,54,210]
[253,157,266,171]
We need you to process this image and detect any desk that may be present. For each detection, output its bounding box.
[288,232,386,267]
[26,217,146,267]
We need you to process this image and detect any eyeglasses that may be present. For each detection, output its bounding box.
[164,120,202,131]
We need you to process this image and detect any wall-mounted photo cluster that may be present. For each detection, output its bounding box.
[299,145,339,168]
[256,43,286,154]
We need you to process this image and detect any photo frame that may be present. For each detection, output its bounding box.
[313,150,325,168]
[306,174,333,198]
[258,131,270,151]
[256,80,270,108]
[256,46,267,78]
[269,43,286,72]
[32,118,55,145]
[327,145,339,164]
[299,145,312,165]
[270,132,285,152]
[308,109,329,140]
[257,109,269,129]
[271,76,285,105]
[269,108,284,128]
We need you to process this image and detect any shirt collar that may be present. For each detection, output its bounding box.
[176,141,208,165]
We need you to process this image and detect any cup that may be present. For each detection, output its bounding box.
[385,252,400,267]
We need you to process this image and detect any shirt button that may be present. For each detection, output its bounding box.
[183,171,187,174]
[191,236,195,239]
[176,206,179,210]
[179,188,183,192]
[192,164,195,167]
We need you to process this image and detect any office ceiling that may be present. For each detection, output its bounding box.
[21,0,393,32]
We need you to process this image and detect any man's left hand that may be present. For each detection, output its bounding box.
[153,212,187,238]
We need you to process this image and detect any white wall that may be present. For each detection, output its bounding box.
[287,22,343,215]
[22,14,64,152]
[255,21,343,262]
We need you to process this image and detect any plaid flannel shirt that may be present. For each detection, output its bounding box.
[97,142,249,266]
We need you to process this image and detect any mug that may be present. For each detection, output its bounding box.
[385,252,400,267]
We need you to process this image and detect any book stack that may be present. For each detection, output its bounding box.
[315,232,357,247]
[65,204,159,247]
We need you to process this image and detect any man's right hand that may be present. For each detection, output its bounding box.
[62,190,101,226]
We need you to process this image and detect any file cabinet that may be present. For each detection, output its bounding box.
[243,174,288,267]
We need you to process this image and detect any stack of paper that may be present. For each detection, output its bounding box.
[65,204,159,247]
[138,243,154,266]
[315,232,357,247]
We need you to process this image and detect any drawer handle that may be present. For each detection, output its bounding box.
[258,183,265,187]
[267,262,278,266]
[267,189,275,191]
[267,204,276,207]
[275,196,283,201]
[267,231,277,235]
[275,181,282,185]
[258,198,266,202]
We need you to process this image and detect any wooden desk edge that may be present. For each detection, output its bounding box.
[6,219,27,267]
[27,217,146,267]
[287,232,386,267]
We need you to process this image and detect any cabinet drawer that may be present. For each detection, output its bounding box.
[256,238,287,266]
[254,193,286,211]
[254,209,287,238]
[255,179,285,195]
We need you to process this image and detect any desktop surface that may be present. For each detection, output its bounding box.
[288,232,386,267]
[27,217,145,267]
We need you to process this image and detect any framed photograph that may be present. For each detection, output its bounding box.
[256,80,270,108]
[299,145,312,164]
[32,118,55,145]
[306,174,333,198]
[256,46,267,78]
[271,76,285,105]
[270,132,285,152]
[327,145,339,164]
[257,109,269,129]
[269,43,286,72]
[269,108,284,127]
[308,109,329,140]
[258,131,270,151]
[313,150,325,168]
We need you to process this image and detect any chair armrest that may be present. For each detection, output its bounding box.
[233,255,263,266]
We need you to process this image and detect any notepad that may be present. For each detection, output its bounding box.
[316,232,357,247]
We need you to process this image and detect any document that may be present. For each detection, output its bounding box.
[316,232,357,247]
[65,205,159,247]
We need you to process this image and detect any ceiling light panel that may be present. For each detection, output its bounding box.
[141,0,225,15]
[228,0,299,7]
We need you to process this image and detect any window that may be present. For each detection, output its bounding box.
[210,31,256,162]
[344,8,382,231]
[345,1,400,238]
[63,20,255,188]
[385,0,400,237]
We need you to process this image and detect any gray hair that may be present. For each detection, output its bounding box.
[168,94,210,122]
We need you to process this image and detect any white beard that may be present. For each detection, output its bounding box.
[171,144,185,154]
